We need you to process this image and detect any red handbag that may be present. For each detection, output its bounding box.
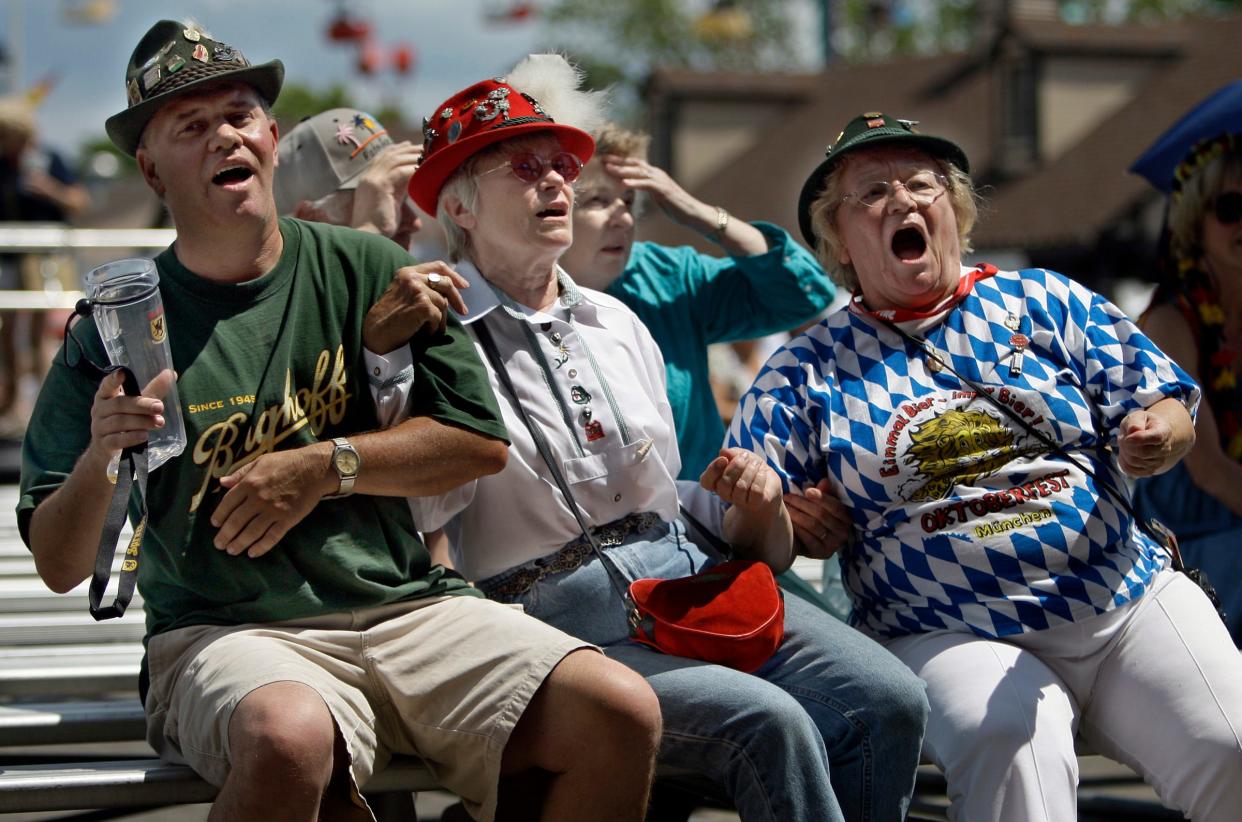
[628,559,785,673]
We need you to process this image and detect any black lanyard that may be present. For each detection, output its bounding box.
[87,365,149,620]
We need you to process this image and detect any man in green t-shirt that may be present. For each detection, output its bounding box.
[18,20,660,822]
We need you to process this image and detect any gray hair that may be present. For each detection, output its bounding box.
[807,156,979,292]
[437,159,482,263]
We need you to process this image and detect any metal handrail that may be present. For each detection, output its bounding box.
[0,225,176,252]
[0,223,176,311]
[0,291,82,310]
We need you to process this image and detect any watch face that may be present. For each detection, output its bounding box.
[334,450,360,475]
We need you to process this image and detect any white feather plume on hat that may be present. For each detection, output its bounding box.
[505,54,607,135]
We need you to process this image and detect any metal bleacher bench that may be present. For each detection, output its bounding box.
[0,693,437,815]
[0,754,440,815]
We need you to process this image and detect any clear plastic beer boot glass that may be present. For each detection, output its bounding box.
[84,258,186,474]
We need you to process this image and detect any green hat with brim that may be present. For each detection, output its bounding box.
[796,112,969,247]
[105,19,284,157]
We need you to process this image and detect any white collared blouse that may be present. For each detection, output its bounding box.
[408,260,683,582]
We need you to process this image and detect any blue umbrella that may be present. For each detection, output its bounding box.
[1130,78,1242,193]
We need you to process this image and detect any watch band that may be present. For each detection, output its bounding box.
[324,436,360,499]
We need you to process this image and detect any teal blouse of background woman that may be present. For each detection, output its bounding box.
[604,221,836,480]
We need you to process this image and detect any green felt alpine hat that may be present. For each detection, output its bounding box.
[797,112,969,246]
[105,20,284,156]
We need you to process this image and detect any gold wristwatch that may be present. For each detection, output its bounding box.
[324,437,360,499]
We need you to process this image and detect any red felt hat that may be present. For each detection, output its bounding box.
[408,78,595,216]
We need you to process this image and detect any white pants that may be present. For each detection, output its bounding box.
[884,569,1242,822]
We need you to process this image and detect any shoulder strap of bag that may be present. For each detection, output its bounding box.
[88,365,148,620]
[878,317,1187,569]
[678,503,732,559]
[473,320,635,604]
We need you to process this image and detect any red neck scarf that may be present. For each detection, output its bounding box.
[849,263,998,323]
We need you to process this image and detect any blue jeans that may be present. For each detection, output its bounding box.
[1133,461,1242,647]
[490,519,928,822]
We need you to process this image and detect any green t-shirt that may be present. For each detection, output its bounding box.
[18,218,507,640]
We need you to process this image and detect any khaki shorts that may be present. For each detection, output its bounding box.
[145,595,591,822]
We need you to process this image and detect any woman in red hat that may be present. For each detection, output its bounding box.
[386,55,929,822]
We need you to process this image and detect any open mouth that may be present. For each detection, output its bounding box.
[891,227,927,262]
[536,205,568,219]
[212,166,254,186]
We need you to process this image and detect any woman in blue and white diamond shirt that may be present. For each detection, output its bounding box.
[729,111,1242,822]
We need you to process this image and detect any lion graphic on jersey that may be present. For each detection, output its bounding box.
[901,408,1041,501]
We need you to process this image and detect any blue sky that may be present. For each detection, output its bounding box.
[5,0,553,159]
[4,1,828,162]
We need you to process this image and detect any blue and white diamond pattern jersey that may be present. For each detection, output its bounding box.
[729,267,1200,640]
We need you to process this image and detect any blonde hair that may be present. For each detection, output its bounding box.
[593,122,650,161]
[0,97,35,158]
[1169,143,1242,261]
[807,155,979,292]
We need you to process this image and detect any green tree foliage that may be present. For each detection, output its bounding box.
[271,82,406,134]
[541,0,799,88]
[838,0,1242,61]
[834,0,982,58]
[543,0,1242,83]
[271,82,355,130]
[1062,0,1240,23]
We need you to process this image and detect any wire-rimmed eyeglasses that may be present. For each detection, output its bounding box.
[479,151,583,184]
[840,170,949,209]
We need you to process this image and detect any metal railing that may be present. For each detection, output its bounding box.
[0,223,176,310]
